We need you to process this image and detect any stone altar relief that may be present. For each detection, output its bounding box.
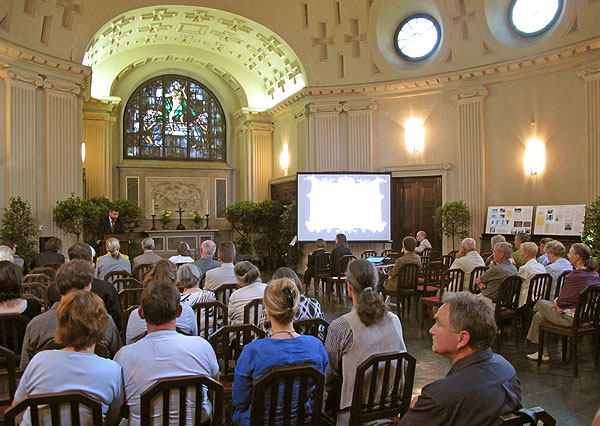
[146,177,209,218]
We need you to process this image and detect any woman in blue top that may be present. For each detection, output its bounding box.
[232,277,328,426]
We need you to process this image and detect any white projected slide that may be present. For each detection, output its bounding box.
[297,173,391,242]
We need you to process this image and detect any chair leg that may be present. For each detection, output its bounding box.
[537,330,545,367]
[572,335,578,378]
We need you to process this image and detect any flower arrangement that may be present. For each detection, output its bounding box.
[191,210,204,225]
[160,209,171,225]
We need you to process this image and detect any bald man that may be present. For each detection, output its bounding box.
[449,238,485,287]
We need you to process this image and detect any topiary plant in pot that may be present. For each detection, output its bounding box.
[434,200,471,251]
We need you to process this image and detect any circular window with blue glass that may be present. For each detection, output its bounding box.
[508,0,563,38]
[394,14,441,62]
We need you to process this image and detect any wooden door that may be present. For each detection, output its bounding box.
[391,176,442,252]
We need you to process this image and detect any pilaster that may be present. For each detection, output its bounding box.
[307,102,343,172]
[577,62,600,204]
[343,100,376,171]
[237,113,274,202]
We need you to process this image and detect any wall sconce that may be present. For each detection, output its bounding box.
[279,143,290,175]
[81,142,87,198]
[81,142,86,163]
[524,138,545,175]
[405,118,424,153]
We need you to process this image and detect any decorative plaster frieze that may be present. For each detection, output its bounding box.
[42,76,81,95]
[308,102,343,113]
[0,66,44,87]
[342,100,376,112]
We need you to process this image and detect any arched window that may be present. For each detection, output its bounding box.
[123,75,226,161]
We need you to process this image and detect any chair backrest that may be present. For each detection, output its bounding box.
[349,351,416,426]
[573,284,600,329]
[140,375,223,426]
[29,267,56,282]
[380,249,395,257]
[209,324,266,380]
[440,268,465,295]
[194,301,228,340]
[421,248,432,257]
[469,266,489,294]
[360,250,377,259]
[293,318,330,344]
[4,390,103,426]
[440,255,453,269]
[492,406,556,425]
[213,283,238,306]
[526,273,552,306]
[554,269,571,299]
[396,264,420,292]
[104,269,131,282]
[118,287,143,311]
[112,277,142,292]
[132,263,153,282]
[243,298,263,327]
[121,305,138,344]
[423,261,447,287]
[0,345,17,404]
[496,275,523,312]
[249,365,325,426]
[22,274,52,286]
[20,283,50,310]
[0,314,30,358]
[313,252,331,276]
[337,255,357,276]
[420,256,431,272]
[448,250,458,261]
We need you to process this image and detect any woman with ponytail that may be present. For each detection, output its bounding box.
[228,261,267,324]
[324,259,406,425]
[526,243,600,361]
[96,237,131,280]
[232,277,328,426]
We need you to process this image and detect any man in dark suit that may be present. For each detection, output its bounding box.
[303,238,327,286]
[35,237,65,267]
[97,206,125,244]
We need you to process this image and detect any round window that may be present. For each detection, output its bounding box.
[508,0,563,38]
[394,14,441,62]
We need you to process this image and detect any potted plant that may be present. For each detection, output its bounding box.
[191,210,204,229]
[53,194,97,242]
[225,201,258,255]
[160,210,171,229]
[434,200,471,251]
[582,196,600,262]
[0,196,38,269]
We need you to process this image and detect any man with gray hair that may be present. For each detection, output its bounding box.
[192,240,220,277]
[132,238,162,270]
[485,234,506,266]
[448,238,484,288]
[399,292,521,426]
[476,242,517,302]
[414,230,432,254]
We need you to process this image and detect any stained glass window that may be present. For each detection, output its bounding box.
[123,75,226,161]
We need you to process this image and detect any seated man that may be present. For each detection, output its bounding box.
[485,234,506,266]
[20,260,122,370]
[517,242,546,308]
[204,241,236,291]
[399,292,521,426]
[383,236,421,293]
[512,232,530,269]
[476,242,517,303]
[115,281,219,426]
[448,237,485,287]
[414,231,432,255]
[303,238,327,287]
[35,237,65,267]
[132,237,162,270]
[192,239,221,277]
[536,237,553,267]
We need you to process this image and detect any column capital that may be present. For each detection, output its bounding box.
[451,85,488,102]
[308,101,343,114]
[0,65,44,87]
[577,61,600,81]
[342,100,376,112]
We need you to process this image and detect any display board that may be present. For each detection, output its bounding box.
[485,206,534,234]
[534,205,586,236]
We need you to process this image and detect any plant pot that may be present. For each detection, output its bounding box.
[194,223,202,229]
[162,223,168,230]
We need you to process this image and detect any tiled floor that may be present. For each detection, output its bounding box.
[316,291,600,426]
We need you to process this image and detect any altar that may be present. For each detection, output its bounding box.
[146,229,219,256]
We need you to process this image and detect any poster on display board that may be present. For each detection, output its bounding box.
[534,205,586,236]
[485,206,534,234]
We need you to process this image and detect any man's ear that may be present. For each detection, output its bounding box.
[456,330,471,351]
[138,306,145,320]
[176,304,183,318]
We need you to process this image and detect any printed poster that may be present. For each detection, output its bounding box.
[485,206,534,234]
[534,205,586,236]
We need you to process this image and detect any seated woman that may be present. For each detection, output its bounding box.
[526,243,600,361]
[168,242,194,265]
[517,242,546,308]
[257,267,323,335]
[12,290,123,425]
[142,259,175,287]
[96,238,131,280]
[35,237,65,267]
[228,261,267,324]
[0,261,41,320]
[177,264,216,307]
[325,259,407,425]
[544,240,572,297]
[232,278,328,426]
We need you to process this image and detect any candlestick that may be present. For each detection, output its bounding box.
[152,199,155,215]
[203,213,210,229]
[150,214,157,231]
[205,199,209,215]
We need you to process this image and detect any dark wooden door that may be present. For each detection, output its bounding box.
[391,176,442,252]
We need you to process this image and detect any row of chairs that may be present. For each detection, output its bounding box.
[309,254,356,300]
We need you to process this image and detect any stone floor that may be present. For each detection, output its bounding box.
[315,290,600,426]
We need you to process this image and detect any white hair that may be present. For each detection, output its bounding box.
[461,238,476,252]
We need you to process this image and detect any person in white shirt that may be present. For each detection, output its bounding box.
[228,261,266,324]
[543,240,572,297]
[414,230,432,254]
[517,242,547,307]
[448,238,485,289]
[168,242,194,265]
[205,241,237,291]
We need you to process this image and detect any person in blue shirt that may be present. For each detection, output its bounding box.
[232,277,328,426]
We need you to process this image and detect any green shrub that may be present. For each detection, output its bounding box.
[582,196,600,262]
[1,196,38,269]
[434,200,471,250]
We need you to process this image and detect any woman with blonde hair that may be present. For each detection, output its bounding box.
[232,278,328,426]
[96,237,131,280]
[228,261,267,324]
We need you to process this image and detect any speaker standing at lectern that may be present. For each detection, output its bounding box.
[96,206,125,245]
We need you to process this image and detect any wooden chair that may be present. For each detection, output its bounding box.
[538,285,600,378]
[0,314,30,364]
[112,277,142,292]
[243,298,263,327]
[249,365,324,426]
[29,267,56,282]
[492,407,556,425]
[209,324,266,381]
[311,252,331,297]
[214,283,238,306]
[121,306,138,344]
[494,275,523,351]
[520,273,552,337]
[554,269,571,299]
[22,273,52,286]
[0,345,17,409]
[385,263,420,318]
[360,250,377,259]
[348,351,416,426]
[4,390,103,426]
[421,248,432,257]
[440,254,453,269]
[293,318,330,344]
[132,263,153,282]
[469,266,489,294]
[419,255,431,278]
[420,268,465,331]
[103,269,131,283]
[380,249,396,257]
[326,254,356,301]
[194,301,228,340]
[118,287,143,311]
[447,250,459,261]
[20,283,50,310]
[417,261,446,299]
[140,375,223,426]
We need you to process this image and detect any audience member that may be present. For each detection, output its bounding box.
[20,260,122,370]
[13,290,123,425]
[35,237,65,267]
[97,205,124,245]
[0,261,41,319]
[142,259,175,287]
[258,267,324,335]
[303,238,327,287]
[414,230,432,255]
[485,234,506,266]
[0,245,14,263]
[228,261,266,324]
[448,238,485,287]
[192,240,220,277]
[330,234,351,276]
[544,240,572,297]
[383,236,421,293]
[325,259,406,425]
[536,237,553,267]
[168,241,194,264]
[115,281,219,426]
[512,232,530,269]
[476,242,517,303]
[517,242,546,307]
[526,243,600,361]
[96,237,131,280]
[178,263,216,307]
[399,292,521,425]
[205,241,236,291]
[1,241,23,268]
[232,277,328,426]
[132,238,162,270]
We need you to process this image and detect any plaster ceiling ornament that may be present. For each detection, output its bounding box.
[84,6,307,110]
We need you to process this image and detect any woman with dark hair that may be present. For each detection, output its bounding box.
[324,259,406,425]
[142,259,175,287]
[526,243,600,361]
[168,242,194,264]
[232,277,328,426]
[0,261,41,319]
[330,234,352,276]
[96,237,131,280]
[13,290,123,425]
[35,237,65,267]
[228,261,267,324]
